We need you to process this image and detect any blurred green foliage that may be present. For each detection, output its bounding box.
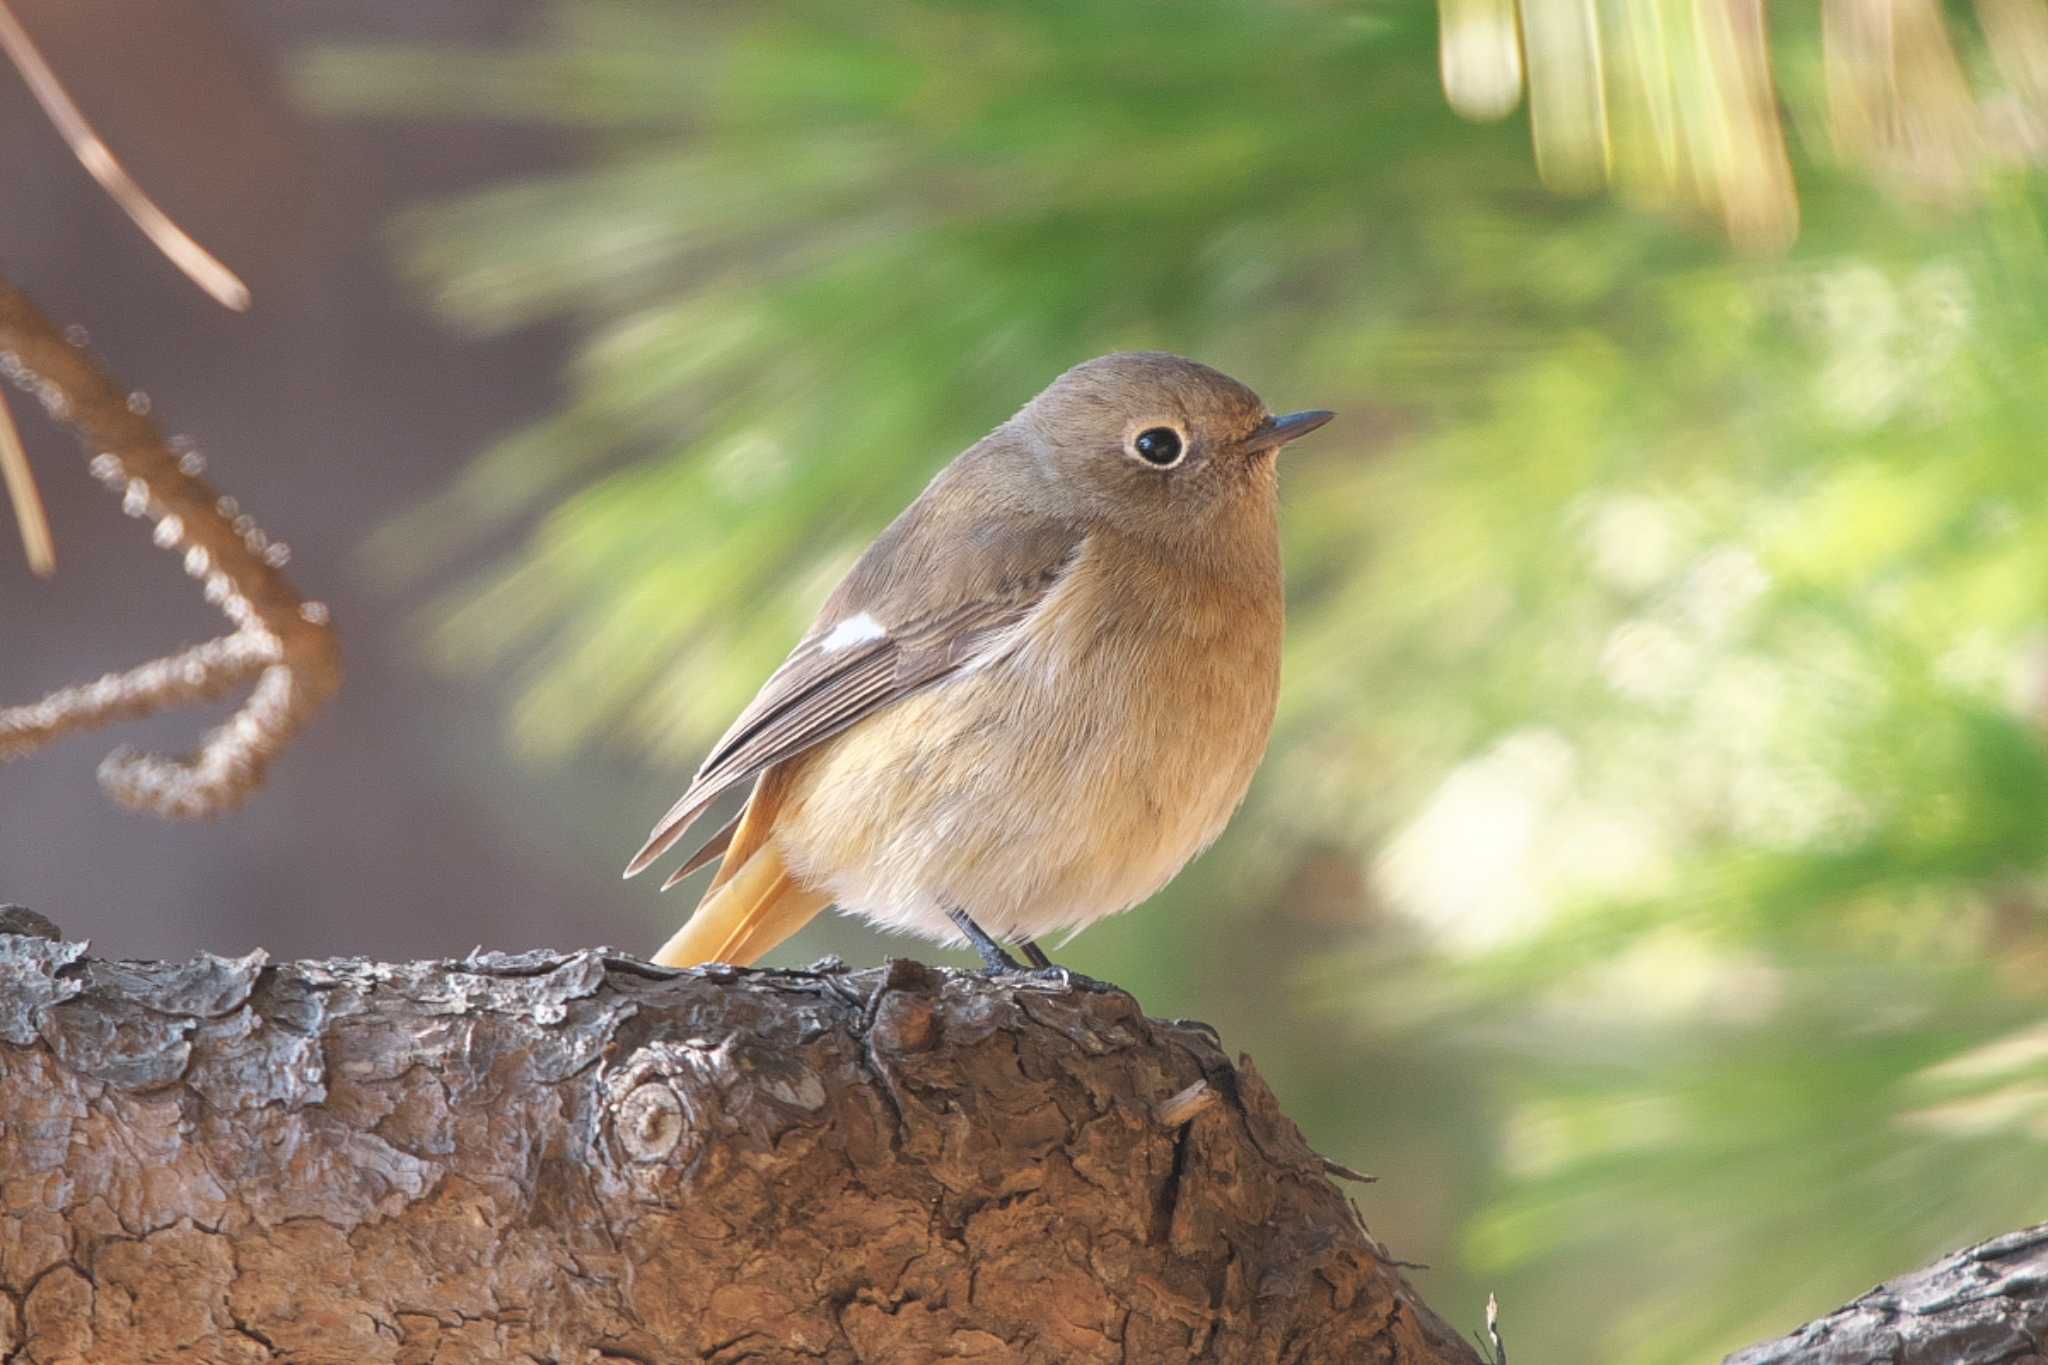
[303,3,2048,1359]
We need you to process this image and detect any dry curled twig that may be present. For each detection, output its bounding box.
[0,277,339,818]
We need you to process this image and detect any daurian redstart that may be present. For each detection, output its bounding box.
[625,352,1333,970]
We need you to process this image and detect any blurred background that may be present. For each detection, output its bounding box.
[5,1,2048,1359]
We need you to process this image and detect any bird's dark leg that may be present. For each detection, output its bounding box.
[1018,939,1054,970]
[947,908,1026,973]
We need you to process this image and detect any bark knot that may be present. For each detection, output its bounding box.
[618,1081,687,1163]
[604,1047,708,1168]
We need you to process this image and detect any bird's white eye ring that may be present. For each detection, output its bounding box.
[1127,423,1186,468]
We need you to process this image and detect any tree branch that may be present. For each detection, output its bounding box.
[0,932,1482,1363]
[8,920,2044,1362]
[1726,1222,2048,1364]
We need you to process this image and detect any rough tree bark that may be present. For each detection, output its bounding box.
[1725,1222,2048,1365]
[0,920,1481,1364]
[9,916,2035,1365]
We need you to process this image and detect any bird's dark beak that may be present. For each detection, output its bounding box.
[1245,409,1336,454]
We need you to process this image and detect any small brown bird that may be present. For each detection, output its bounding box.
[625,352,1332,970]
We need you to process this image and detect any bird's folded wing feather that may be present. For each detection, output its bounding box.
[625,499,1084,878]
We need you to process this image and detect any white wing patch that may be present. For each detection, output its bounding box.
[820,612,888,652]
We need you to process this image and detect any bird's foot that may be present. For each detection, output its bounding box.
[946,908,1044,975]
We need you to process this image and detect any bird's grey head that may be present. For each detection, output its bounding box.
[1008,351,1332,533]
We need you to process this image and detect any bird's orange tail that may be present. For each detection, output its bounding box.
[651,841,831,967]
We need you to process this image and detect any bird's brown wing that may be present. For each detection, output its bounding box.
[624,494,1083,882]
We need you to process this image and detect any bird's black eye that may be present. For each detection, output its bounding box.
[1131,426,1183,467]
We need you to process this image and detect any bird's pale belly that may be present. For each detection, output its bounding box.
[773,592,1280,944]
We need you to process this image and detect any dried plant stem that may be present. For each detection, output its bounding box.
[0,0,249,312]
[0,389,52,575]
[0,277,339,818]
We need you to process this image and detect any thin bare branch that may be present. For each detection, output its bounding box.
[0,277,339,818]
[0,0,250,312]
[0,388,52,575]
